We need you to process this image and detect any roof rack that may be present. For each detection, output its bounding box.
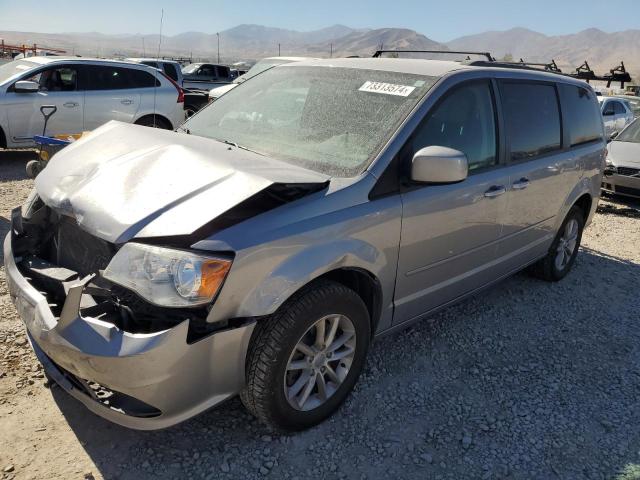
[373,48,634,87]
[564,60,631,88]
[372,49,495,62]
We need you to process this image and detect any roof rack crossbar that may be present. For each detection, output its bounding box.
[372,49,494,62]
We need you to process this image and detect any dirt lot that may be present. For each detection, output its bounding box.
[1,151,639,480]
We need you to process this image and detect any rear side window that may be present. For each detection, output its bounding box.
[217,66,231,78]
[128,69,158,88]
[163,63,179,82]
[500,82,561,161]
[613,101,626,115]
[559,84,603,146]
[85,66,159,90]
[141,61,159,69]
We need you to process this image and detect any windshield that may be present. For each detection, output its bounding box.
[181,64,201,74]
[0,60,39,84]
[184,66,436,176]
[615,119,640,143]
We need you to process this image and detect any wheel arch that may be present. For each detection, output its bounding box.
[573,193,593,220]
[557,177,597,232]
[134,113,173,130]
[0,125,6,149]
[259,266,384,338]
[313,267,383,337]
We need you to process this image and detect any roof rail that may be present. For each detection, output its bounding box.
[372,49,494,62]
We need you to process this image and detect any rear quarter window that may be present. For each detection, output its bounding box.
[163,63,179,82]
[500,82,562,161]
[559,84,603,147]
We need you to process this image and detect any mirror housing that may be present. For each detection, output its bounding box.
[603,109,615,117]
[411,146,469,184]
[14,80,40,93]
[609,131,619,141]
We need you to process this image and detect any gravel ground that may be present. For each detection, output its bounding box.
[1,151,639,480]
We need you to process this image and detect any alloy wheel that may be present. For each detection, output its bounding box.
[284,314,357,411]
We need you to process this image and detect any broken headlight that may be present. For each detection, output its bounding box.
[103,243,232,308]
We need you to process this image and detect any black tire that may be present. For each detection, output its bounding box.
[529,206,585,281]
[25,160,44,179]
[134,115,172,129]
[184,105,198,118]
[241,280,371,431]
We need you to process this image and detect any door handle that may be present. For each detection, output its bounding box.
[512,178,530,190]
[120,99,133,105]
[484,185,507,198]
[63,102,79,108]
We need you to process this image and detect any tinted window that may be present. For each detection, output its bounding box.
[141,61,159,68]
[85,66,158,90]
[602,101,615,116]
[412,81,497,171]
[559,84,603,146]
[217,65,231,78]
[128,69,158,88]
[198,66,216,77]
[500,82,561,161]
[163,63,179,82]
[613,101,626,115]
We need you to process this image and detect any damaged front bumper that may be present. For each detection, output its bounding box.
[3,233,255,430]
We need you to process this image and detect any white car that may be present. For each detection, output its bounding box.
[208,57,317,102]
[599,96,634,139]
[0,57,185,149]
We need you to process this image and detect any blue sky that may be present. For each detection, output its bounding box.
[0,0,638,41]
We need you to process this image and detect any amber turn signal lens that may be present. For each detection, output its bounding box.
[197,259,232,298]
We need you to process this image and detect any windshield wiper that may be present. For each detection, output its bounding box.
[176,126,191,134]
[221,139,265,156]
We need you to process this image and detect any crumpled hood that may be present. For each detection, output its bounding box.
[608,141,640,167]
[35,121,329,244]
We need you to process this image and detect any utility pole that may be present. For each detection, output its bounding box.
[217,33,220,63]
[278,43,281,56]
[330,43,333,58]
[142,37,146,56]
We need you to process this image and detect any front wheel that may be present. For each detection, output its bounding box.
[529,206,585,281]
[241,281,370,431]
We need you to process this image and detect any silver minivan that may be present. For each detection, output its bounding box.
[5,57,605,431]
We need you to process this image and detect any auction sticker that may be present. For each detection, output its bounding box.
[359,81,416,97]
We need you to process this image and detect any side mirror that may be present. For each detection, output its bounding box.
[603,109,615,117]
[411,146,468,184]
[14,80,40,93]
[609,131,619,141]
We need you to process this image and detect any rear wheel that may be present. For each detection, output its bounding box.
[241,281,370,431]
[134,115,172,129]
[529,206,585,281]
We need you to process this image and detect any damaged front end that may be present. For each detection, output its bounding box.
[5,195,257,429]
[12,194,229,340]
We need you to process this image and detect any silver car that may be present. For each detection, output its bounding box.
[4,58,605,431]
[0,57,185,148]
[603,119,640,199]
[599,96,635,139]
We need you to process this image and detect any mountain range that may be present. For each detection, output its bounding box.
[1,25,639,79]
